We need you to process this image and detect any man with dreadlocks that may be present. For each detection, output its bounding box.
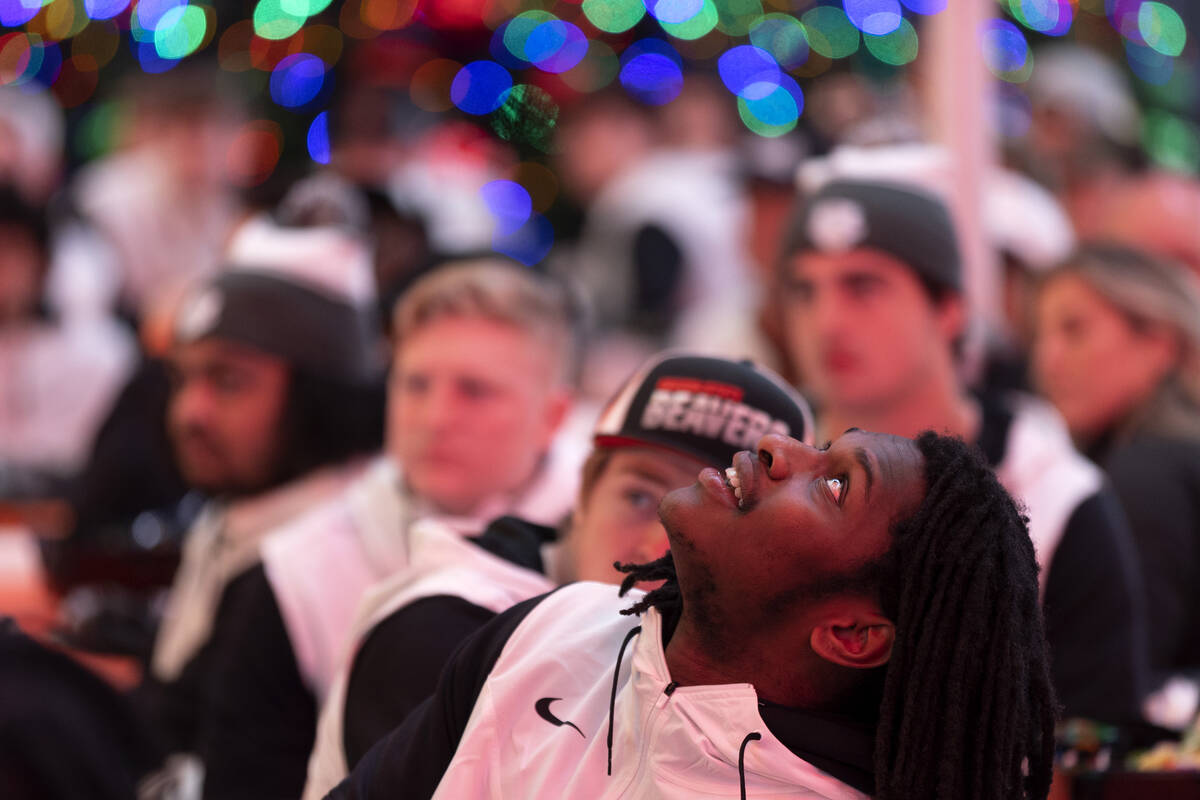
[325,429,1057,800]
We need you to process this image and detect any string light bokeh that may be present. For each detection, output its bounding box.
[0,0,1195,263]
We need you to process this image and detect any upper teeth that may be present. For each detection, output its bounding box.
[725,468,744,506]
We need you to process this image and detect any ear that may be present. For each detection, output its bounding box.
[933,293,966,345]
[810,613,895,670]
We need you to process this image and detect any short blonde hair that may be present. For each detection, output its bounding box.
[392,259,580,386]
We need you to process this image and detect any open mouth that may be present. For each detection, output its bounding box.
[723,450,758,511]
[724,467,743,506]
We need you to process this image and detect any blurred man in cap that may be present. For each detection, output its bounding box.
[778,177,1149,733]
[137,219,385,772]
[301,352,815,798]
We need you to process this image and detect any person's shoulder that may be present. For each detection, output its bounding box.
[350,518,555,639]
[992,393,1096,473]
[259,459,390,568]
[1103,432,1200,514]
[1107,431,1200,473]
[487,581,646,665]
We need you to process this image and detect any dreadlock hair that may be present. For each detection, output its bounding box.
[616,431,1058,800]
[874,431,1057,800]
[616,550,680,619]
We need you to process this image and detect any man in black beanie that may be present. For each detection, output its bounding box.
[137,219,386,777]
[778,177,1150,733]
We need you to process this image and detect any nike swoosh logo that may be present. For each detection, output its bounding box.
[535,697,585,738]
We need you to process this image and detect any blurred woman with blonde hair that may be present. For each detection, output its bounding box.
[1034,243,1200,733]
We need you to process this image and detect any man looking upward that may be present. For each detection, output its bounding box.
[329,429,1057,800]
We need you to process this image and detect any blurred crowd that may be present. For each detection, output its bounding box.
[1,26,1199,800]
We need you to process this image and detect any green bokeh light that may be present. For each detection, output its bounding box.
[801,6,860,59]
[279,0,333,17]
[863,17,918,65]
[714,0,763,37]
[738,94,797,137]
[74,100,120,160]
[253,0,305,40]
[1138,1,1186,58]
[491,83,558,153]
[1144,109,1200,172]
[660,0,718,40]
[503,10,556,61]
[749,13,808,67]
[581,0,645,34]
[154,4,207,59]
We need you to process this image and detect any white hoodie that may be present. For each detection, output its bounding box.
[262,440,582,703]
[431,582,868,800]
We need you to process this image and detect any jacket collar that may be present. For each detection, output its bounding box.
[615,607,873,799]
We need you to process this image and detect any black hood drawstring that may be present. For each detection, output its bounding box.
[606,625,642,776]
[739,731,762,800]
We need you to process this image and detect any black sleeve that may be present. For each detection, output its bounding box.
[198,564,317,800]
[1042,489,1150,726]
[342,596,498,767]
[327,589,560,800]
[1103,437,1200,677]
[132,567,250,755]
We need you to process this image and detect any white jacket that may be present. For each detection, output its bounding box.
[263,441,582,703]
[151,460,364,682]
[992,395,1103,597]
[301,518,556,800]
[431,582,869,800]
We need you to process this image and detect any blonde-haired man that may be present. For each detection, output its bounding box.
[196,259,584,799]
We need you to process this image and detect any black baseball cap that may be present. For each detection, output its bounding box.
[593,353,814,467]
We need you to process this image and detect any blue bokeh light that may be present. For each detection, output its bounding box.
[619,39,684,106]
[1106,0,1142,39]
[527,20,588,73]
[899,0,945,13]
[994,83,1033,138]
[844,0,903,36]
[307,111,331,164]
[980,19,1029,76]
[133,38,179,73]
[718,45,781,101]
[482,180,533,236]
[743,73,804,126]
[450,61,514,115]
[135,0,186,31]
[84,0,131,19]
[30,38,60,87]
[0,0,43,27]
[1125,40,1174,85]
[648,0,703,25]
[270,53,326,109]
[493,213,554,266]
[490,22,531,70]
